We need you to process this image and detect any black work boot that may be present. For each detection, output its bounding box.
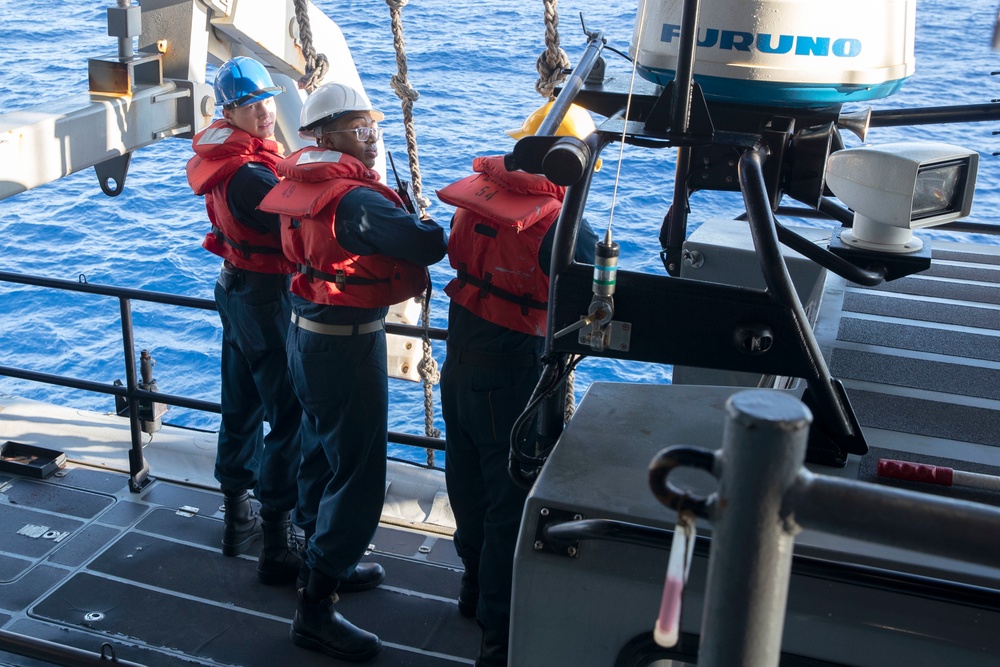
[221,491,261,557]
[298,562,386,593]
[256,509,303,585]
[475,624,509,667]
[458,564,479,618]
[339,563,386,593]
[290,590,382,662]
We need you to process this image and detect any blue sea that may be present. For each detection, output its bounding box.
[1,0,998,464]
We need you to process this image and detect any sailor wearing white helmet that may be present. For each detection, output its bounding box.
[260,81,448,662]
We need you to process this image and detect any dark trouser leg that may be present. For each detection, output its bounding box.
[229,276,300,514]
[215,272,301,558]
[287,324,387,660]
[441,349,535,666]
[289,324,388,584]
[442,357,486,617]
[214,277,264,497]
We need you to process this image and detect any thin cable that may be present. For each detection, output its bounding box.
[606,0,651,237]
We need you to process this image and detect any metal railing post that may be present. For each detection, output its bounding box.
[118,296,151,491]
[698,390,811,667]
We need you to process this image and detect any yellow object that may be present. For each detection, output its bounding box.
[507,101,602,171]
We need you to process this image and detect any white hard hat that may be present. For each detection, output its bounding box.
[298,82,385,139]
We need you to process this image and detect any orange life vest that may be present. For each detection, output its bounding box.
[259,147,428,308]
[186,120,292,274]
[437,155,565,337]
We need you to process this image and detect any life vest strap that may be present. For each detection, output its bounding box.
[456,266,546,315]
[211,226,282,259]
[296,263,390,289]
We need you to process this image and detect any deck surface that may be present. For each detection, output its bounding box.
[0,465,478,666]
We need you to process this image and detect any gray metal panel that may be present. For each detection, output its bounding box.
[674,219,829,387]
[512,383,732,667]
[511,376,1000,666]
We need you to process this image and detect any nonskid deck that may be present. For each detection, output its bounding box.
[0,463,478,666]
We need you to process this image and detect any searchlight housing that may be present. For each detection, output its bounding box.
[825,142,978,254]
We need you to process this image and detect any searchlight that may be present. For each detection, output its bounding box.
[826,142,978,254]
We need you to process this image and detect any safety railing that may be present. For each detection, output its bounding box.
[0,269,447,492]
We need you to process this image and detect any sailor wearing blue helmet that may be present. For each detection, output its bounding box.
[186,56,303,586]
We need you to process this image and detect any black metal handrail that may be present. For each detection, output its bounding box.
[0,629,148,667]
[0,269,448,491]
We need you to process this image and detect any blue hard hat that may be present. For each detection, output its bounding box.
[214,56,283,109]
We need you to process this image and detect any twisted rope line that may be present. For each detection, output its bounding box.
[385,0,438,467]
[537,0,576,420]
[564,366,576,421]
[293,0,329,92]
[417,279,441,467]
[386,0,431,214]
[535,0,570,98]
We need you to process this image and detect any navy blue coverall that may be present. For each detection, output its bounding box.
[441,219,597,666]
[289,187,447,583]
[215,162,300,513]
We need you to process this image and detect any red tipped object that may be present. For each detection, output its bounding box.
[877,458,1000,492]
[877,458,954,486]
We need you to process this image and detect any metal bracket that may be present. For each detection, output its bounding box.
[579,320,631,352]
[94,153,132,197]
[88,52,163,95]
[533,507,584,558]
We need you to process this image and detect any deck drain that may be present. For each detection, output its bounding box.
[84,612,105,622]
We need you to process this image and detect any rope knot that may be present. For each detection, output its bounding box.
[390,74,420,103]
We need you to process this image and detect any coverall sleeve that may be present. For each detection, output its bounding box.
[334,187,448,266]
[226,162,282,234]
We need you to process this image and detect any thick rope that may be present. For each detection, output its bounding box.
[564,366,576,421]
[535,0,571,98]
[386,0,431,215]
[417,280,441,468]
[386,1,438,467]
[293,0,329,92]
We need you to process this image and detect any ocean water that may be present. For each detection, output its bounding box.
[1,0,998,464]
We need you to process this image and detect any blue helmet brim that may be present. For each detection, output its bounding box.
[220,86,283,109]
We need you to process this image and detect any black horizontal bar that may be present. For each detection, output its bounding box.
[0,628,148,667]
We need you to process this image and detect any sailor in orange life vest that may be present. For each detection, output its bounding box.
[185,56,303,584]
[436,101,599,667]
[259,81,447,662]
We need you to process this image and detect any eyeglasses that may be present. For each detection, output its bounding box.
[323,124,382,143]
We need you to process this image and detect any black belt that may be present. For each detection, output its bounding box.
[459,349,537,369]
[219,263,286,288]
